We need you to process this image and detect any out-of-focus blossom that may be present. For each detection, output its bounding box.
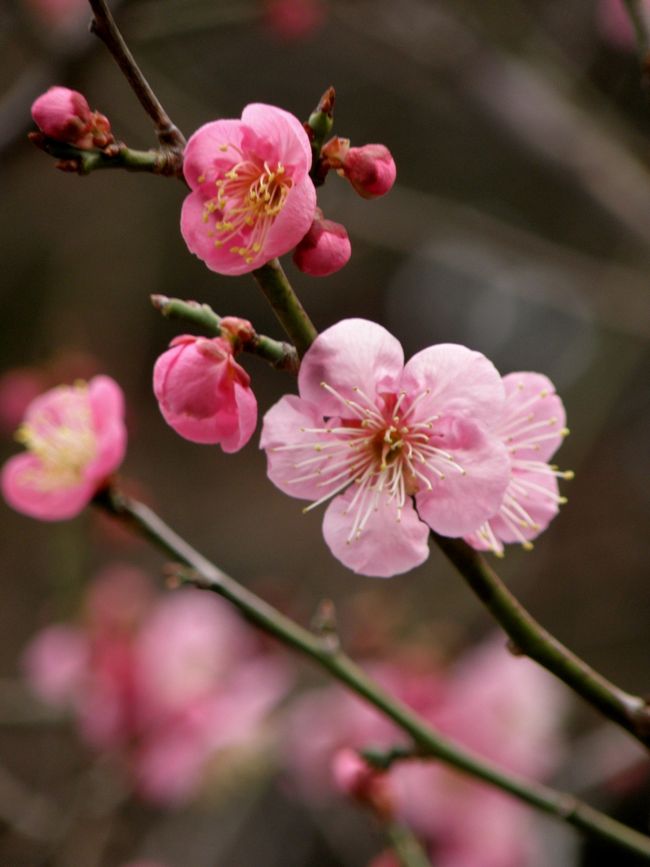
[332,748,393,818]
[23,566,289,805]
[597,0,650,49]
[181,103,316,275]
[23,0,87,30]
[465,372,571,556]
[1,376,126,521]
[153,334,257,451]
[323,138,396,199]
[263,0,327,40]
[293,209,351,276]
[261,318,510,577]
[31,86,113,149]
[286,636,567,867]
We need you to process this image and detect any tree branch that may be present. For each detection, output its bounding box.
[251,259,318,358]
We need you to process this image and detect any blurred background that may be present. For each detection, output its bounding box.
[2,0,650,864]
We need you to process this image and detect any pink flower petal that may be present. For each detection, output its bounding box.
[298,319,404,416]
[415,419,510,536]
[241,103,312,173]
[322,489,430,577]
[261,172,317,261]
[501,371,566,462]
[401,344,505,429]
[218,380,258,453]
[1,452,95,520]
[182,119,246,189]
[489,470,560,545]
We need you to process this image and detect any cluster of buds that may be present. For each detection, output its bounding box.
[31,86,114,150]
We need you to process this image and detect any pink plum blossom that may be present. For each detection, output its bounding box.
[465,372,571,556]
[323,137,396,199]
[31,86,113,149]
[23,566,289,805]
[153,334,257,450]
[293,208,351,276]
[261,319,510,577]
[181,103,317,275]
[597,0,650,49]
[1,376,127,521]
[286,636,566,867]
[264,0,327,40]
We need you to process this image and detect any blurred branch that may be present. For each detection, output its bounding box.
[87,0,186,153]
[151,294,300,373]
[29,133,183,177]
[432,535,650,748]
[386,822,432,867]
[94,487,650,860]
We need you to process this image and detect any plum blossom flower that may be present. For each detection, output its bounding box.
[264,0,327,40]
[181,103,317,275]
[323,137,396,199]
[31,86,113,149]
[23,566,289,805]
[1,376,126,521]
[293,208,351,276]
[261,319,510,577]
[286,636,566,867]
[465,372,571,556]
[597,0,650,49]
[153,334,257,451]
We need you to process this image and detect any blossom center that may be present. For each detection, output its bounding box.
[200,146,293,266]
[15,385,97,489]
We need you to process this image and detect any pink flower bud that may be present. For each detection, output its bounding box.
[342,145,396,199]
[219,316,256,348]
[293,210,351,276]
[153,335,257,451]
[332,748,393,818]
[31,86,113,149]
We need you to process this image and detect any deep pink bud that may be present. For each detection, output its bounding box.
[153,335,257,452]
[332,748,393,818]
[31,86,113,149]
[293,210,351,276]
[323,137,396,199]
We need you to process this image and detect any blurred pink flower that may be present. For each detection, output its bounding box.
[153,334,257,451]
[181,103,316,275]
[286,636,567,867]
[23,0,87,29]
[597,0,650,49]
[465,372,570,556]
[31,86,113,149]
[261,318,510,577]
[0,368,46,434]
[24,566,289,805]
[1,376,126,520]
[323,138,396,199]
[264,0,326,40]
[293,209,351,276]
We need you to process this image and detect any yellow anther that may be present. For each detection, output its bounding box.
[563,470,575,480]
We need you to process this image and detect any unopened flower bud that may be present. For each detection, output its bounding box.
[219,317,255,349]
[153,335,257,452]
[31,86,113,149]
[332,749,394,819]
[293,209,351,276]
[323,137,396,199]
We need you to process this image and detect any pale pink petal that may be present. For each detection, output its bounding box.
[489,471,560,545]
[219,380,258,453]
[501,371,566,462]
[400,344,505,429]
[182,119,246,189]
[298,319,404,415]
[1,453,95,520]
[88,375,125,431]
[415,420,510,536]
[261,394,337,500]
[180,191,258,277]
[22,625,88,706]
[322,489,429,577]
[241,103,312,173]
[262,173,317,260]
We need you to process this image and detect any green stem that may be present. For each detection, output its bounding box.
[32,136,181,177]
[150,295,299,373]
[252,259,318,357]
[93,488,650,860]
[386,822,432,867]
[432,534,650,748]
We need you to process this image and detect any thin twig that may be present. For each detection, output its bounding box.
[150,294,300,373]
[251,259,319,358]
[93,487,650,860]
[432,534,650,748]
[86,0,186,153]
[29,134,182,177]
[386,822,432,867]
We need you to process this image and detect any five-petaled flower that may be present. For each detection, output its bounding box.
[261,319,511,577]
[1,376,126,521]
[465,372,571,556]
[180,103,317,275]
